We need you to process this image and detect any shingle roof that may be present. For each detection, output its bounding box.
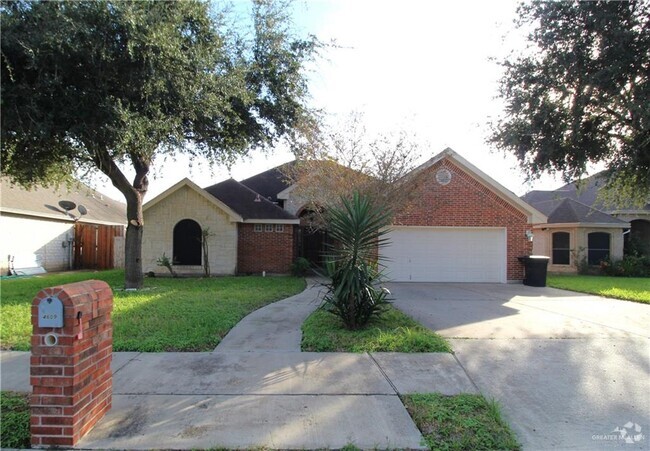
[542,198,628,225]
[239,162,294,204]
[1,177,126,225]
[521,172,650,212]
[203,178,297,221]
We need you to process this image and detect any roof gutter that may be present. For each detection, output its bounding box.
[0,207,126,226]
[532,222,630,229]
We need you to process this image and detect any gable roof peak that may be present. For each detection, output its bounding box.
[143,177,243,222]
[409,148,546,224]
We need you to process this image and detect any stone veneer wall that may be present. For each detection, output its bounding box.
[142,185,238,275]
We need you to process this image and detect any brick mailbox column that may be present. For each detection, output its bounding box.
[30,280,113,448]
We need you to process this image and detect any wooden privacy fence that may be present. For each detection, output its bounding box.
[74,223,125,270]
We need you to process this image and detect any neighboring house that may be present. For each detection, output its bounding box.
[0,178,126,274]
[143,148,546,283]
[522,173,647,273]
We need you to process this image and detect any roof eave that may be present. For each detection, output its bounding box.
[532,222,630,229]
[242,219,300,225]
[0,207,125,226]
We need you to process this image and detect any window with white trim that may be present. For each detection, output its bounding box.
[265,224,274,232]
[254,224,263,232]
[275,224,284,232]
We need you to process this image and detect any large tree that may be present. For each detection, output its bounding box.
[490,0,649,203]
[1,0,318,288]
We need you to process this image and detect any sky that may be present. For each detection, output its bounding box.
[96,0,570,203]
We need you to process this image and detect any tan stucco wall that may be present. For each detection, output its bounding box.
[282,190,308,216]
[142,186,237,276]
[533,226,625,273]
[0,213,74,273]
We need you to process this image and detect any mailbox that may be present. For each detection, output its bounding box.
[37,295,64,328]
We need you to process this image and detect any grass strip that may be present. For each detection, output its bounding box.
[402,393,521,451]
[547,274,649,304]
[1,270,305,351]
[0,391,31,449]
[301,305,451,353]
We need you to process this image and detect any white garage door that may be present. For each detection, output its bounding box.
[381,227,507,283]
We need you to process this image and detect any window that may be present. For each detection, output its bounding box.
[588,232,610,265]
[265,224,274,232]
[552,232,570,265]
[173,219,202,265]
[254,224,263,232]
[275,224,284,232]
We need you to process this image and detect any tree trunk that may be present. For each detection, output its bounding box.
[92,146,149,289]
[122,173,147,289]
[124,220,143,289]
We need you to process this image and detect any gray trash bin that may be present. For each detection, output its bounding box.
[518,255,550,287]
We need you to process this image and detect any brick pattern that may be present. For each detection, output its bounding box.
[238,224,295,274]
[394,159,532,281]
[30,281,113,447]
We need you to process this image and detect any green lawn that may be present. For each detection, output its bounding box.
[402,393,521,451]
[547,274,650,304]
[301,305,451,353]
[1,270,305,351]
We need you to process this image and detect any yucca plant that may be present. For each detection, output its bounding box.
[321,192,392,330]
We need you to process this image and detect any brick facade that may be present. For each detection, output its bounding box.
[237,223,295,274]
[394,159,532,281]
[30,280,113,447]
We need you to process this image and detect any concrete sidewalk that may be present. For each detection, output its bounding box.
[0,350,475,449]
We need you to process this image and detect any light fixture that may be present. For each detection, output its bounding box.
[525,230,534,241]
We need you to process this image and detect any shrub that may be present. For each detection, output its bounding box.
[600,255,650,277]
[291,257,311,276]
[321,192,392,330]
[156,253,177,277]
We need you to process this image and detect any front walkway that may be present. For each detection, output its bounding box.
[214,278,324,352]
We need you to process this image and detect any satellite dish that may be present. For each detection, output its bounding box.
[78,204,88,216]
[58,200,77,212]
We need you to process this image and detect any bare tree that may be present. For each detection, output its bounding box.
[282,112,423,224]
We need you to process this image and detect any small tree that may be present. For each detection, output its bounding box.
[201,227,215,277]
[321,192,392,330]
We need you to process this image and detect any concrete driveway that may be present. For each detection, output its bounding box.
[388,283,650,450]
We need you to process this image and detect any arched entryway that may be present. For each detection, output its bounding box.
[298,208,329,267]
[173,219,202,265]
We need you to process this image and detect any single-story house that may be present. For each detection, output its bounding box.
[0,177,126,274]
[522,174,645,273]
[142,148,546,283]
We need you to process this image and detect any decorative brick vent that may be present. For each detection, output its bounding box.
[30,280,113,448]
